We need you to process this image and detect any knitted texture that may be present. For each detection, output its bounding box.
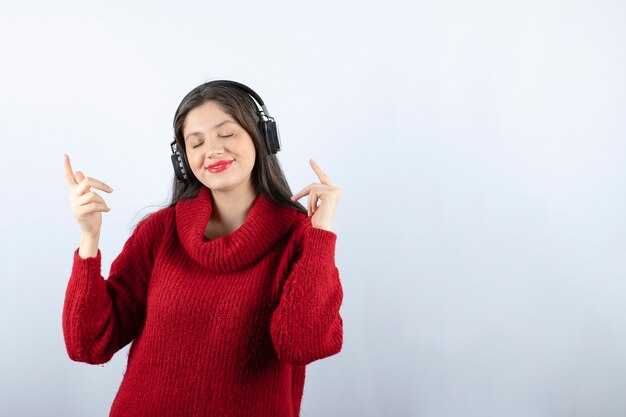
[62,186,344,417]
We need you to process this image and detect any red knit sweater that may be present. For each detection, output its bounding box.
[62,186,343,417]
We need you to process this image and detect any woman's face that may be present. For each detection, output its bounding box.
[183,101,256,193]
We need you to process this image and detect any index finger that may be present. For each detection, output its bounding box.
[310,158,334,186]
[63,154,78,187]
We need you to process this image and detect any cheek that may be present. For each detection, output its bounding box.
[187,151,203,167]
[244,142,256,161]
[187,150,199,161]
[242,151,256,168]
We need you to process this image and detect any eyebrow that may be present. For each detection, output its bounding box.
[185,120,238,141]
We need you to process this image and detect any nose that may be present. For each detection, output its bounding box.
[203,137,224,159]
[206,148,224,159]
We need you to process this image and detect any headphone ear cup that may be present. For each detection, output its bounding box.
[170,139,191,183]
[259,118,281,154]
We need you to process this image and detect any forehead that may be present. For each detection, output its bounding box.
[183,101,238,133]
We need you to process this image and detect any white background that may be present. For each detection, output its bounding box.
[1,1,625,416]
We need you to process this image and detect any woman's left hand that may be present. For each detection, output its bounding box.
[290,159,341,232]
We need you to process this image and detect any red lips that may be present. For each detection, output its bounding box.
[207,160,233,169]
[206,160,233,173]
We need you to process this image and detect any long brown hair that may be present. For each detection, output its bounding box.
[132,80,307,229]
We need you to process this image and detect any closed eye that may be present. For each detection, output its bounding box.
[192,134,234,148]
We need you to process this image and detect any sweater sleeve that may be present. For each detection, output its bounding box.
[62,223,154,365]
[270,219,344,366]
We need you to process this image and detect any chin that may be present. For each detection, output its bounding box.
[199,175,238,191]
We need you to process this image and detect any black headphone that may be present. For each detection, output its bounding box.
[170,80,281,184]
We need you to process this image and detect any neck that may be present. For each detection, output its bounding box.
[208,182,259,234]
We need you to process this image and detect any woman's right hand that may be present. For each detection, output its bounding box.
[64,153,113,237]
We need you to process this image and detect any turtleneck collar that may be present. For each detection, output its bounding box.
[175,186,300,272]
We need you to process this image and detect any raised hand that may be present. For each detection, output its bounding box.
[63,153,114,238]
[290,158,341,232]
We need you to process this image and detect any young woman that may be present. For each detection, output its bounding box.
[62,80,343,417]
